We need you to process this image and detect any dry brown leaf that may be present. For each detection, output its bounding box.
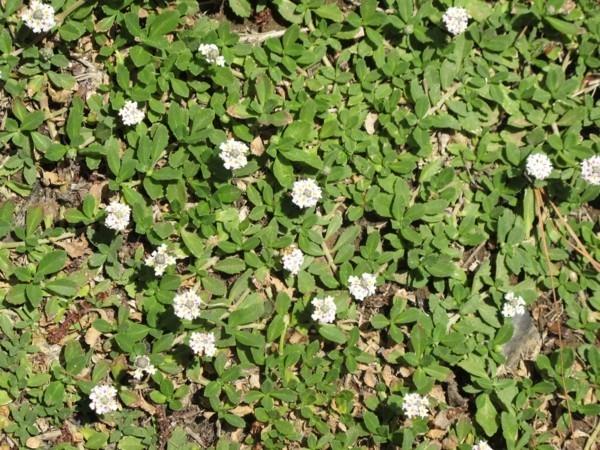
[250,136,265,156]
[25,438,41,449]
[364,112,378,135]
[84,326,101,347]
[56,235,90,258]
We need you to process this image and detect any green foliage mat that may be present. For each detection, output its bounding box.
[0,0,599,449]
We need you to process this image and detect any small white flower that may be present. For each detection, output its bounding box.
[145,244,177,277]
[104,201,131,232]
[291,179,322,208]
[581,155,600,186]
[526,153,553,180]
[311,296,337,324]
[173,289,202,321]
[189,332,217,357]
[219,139,249,170]
[442,7,469,35]
[198,44,225,67]
[501,292,526,318]
[472,441,494,450]
[89,384,120,414]
[282,246,304,275]
[21,1,55,33]
[348,273,377,301]
[118,100,145,126]
[402,393,429,419]
[131,355,157,380]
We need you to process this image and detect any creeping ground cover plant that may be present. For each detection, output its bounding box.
[0,0,600,449]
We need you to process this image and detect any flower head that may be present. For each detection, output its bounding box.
[131,355,157,380]
[104,201,131,232]
[21,1,55,33]
[348,273,377,301]
[219,139,249,170]
[189,332,217,357]
[119,101,144,126]
[402,393,429,419]
[198,44,225,67]
[145,244,177,277]
[291,179,322,208]
[442,7,469,35]
[282,246,304,275]
[526,153,553,180]
[89,384,120,414]
[311,296,337,324]
[472,441,494,450]
[501,292,526,318]
[173,289,202,321]
[581,155,600,186]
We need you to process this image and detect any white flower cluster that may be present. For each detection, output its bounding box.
[291,179,322,208]
[472,441,494,450]
[282,246,304,275]
[402,393,429,419]
[219,139,249,170]
[104,201,131,232]
[189,332,217,357]
[21,1,55,33]
[119,101,145,126]
[501,292,526,318]
[145,244,177,277]
[173,289,202,321]
[442,7,469,35]
[198,44,225,67]
[89,384,120,414]
[131,355,157,380]
[526,153,553,180]
[311,296,337,324]
[348,273,377,301]
[581,155,600,185]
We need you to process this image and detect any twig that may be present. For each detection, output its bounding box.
[0,232,76,249]
[547,198,600,272]
[424,82,461,117]
[461,241,487,269]
[321,242,338,274]
[584,419,600,450]
[55,0,88,25]
[238,27,309,44]
[534,188,574,434]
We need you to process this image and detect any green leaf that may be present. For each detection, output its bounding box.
[214,257,245,274]
[315,4,344,22]
[37,251,67,277]
[318,324,347,344]
[458,355,489,379]
[545,16,580,36]
[66,97,84,146]
[0,390,12,406]
[148,11,181,38]
[475,393,498,437]
[64,340,88,376]
[20,110,45,131]
[44,381,65,406]
[44,278,79,297]
[229,0,252,18]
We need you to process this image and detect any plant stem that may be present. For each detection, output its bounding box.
[0,232,75,249]
[56,0,88,25]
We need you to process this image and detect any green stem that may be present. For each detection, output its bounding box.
[0,232,76,249]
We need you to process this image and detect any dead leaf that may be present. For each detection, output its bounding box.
[56,235,90,258]
[250,136,265,156]
[364,112,378,135]
[25,437,41,449]
[84,326,101,347]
